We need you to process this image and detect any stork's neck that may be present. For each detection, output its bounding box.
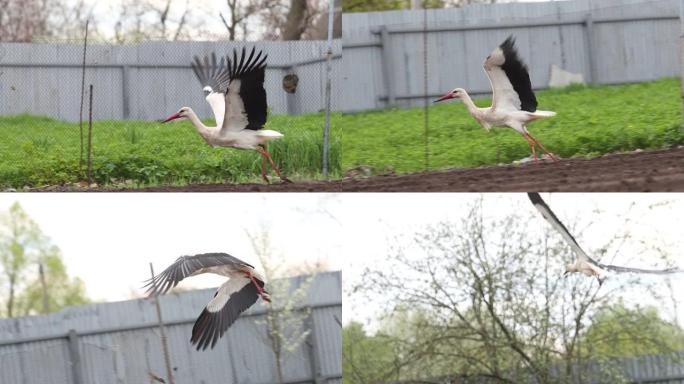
[459,91,480,116]
[185,108,214,141]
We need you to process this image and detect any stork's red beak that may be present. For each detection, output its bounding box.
[434,93,455,103]
[160,112,181,123]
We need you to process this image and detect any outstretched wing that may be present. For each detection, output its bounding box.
[483,36,537,113]
[191,276,263,350]
[529,193,684,275]
[220,46,268,133]
[191,53,231,127]
[602,264,683,274]
[527,193,600,265]
[144,253,254,296]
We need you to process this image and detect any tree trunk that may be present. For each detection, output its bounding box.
[281,0,308,41]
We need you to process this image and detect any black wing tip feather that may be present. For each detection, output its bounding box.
[191,283,260,351]
[227,46,267,80]
[498,35,538,112]
[500,35,516,51]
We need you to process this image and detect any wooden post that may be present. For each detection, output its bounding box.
[78,20,89,174]
[680,0,684,134]
[39,263,49,314]
[122,65,131,120]
[322,0,335,178]
[67,330,83,384]
[87,84,94,184]
[149,263,175,384]
[380,26,396,107]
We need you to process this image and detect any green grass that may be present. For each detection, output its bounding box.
[340,78,684,173]
[0,113,341,188]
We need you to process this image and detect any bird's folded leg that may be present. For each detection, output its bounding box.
[526,133,559,162]
[523,134,539,162]
[260,145,292,183]
[245,271,271,302]
[257,146,271,184]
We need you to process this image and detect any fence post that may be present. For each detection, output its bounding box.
[379,26,396,107]
[584,13,598,84]
[122,65,130,119]
[149,263,175,384]
[67,329,83,384]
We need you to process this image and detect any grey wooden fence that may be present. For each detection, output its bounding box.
[0,40,341,121]
[342,0,680,112]
[0,271,342,384]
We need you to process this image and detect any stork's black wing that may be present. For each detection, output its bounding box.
[528,193,597,264]
[529,193,684,275]
[221,46,268,132]
[601,264,683,274]
[144,253,254,296]
[191,276,264,350]
[499,36,537,112]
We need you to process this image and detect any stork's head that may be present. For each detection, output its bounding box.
[434,88,466,103]
[161,107,190,123]
[202,86,212,96]
[564,263,578,276]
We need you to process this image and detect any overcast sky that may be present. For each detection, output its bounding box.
[1,193,682,328]
[337,193,684,329]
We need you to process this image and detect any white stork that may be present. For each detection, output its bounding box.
[528,193,683,285]
[435,36,559,162]
[161,47,291,183]
[144,253,270,351]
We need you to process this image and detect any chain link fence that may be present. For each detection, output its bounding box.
[0,38,341,188]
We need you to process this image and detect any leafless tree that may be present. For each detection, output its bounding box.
[353,196,676,383]
[0,0,47,42]
[109,0,196,43]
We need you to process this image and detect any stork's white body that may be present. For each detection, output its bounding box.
[164,48,290,182]
[183,108,283,150]
[436,36,558,161]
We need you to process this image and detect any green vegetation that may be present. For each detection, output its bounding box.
[0,202,89,318]
[340,78,684,174]
[343,305,684,384]
[0,113,340,188]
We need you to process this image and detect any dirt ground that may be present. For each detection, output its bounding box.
[109,147,684,192]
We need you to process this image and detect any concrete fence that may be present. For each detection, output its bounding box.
[0,40,341,121]
[341,0,681,112]
[0,271,342,384]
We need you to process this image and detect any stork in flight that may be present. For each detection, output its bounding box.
[435,36,559,162]
[528,193,683,285]
[161,47,291,184]
[144,253,271,351]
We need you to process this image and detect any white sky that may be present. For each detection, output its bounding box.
[0,193,343,302]
[337,193,684,329]
[1,193,682,328]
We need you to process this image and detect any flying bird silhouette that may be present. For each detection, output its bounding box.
[144,253,270,350]
[528,193,682,285]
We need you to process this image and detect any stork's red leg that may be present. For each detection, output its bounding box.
[523,134,539,162]
[257,146,271,184]
[244,271,271,302]
[261,146,292,183]
[526,133,559,162]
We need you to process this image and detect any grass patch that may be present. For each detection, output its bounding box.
[340,78,684,173]
[0,112,341,188]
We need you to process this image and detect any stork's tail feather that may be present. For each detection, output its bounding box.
[528,110,557,120]
[256,130,284,140]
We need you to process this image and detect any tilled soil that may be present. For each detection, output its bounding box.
[109,147,684,192]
